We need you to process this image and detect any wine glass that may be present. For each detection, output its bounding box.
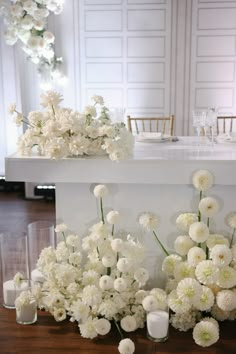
[206,108,217,145]
[192,110,206,144]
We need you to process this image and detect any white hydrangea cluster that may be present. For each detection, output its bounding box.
[0,0,65,88]
[32,184,148,353]
[9,91,134,161]
[142,169,236,348]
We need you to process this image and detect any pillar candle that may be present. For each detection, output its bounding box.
[147,310,169,341]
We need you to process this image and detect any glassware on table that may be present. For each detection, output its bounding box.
[0,232,29,309]
[147,307,169,342]
[27,221,55,283]
[15,285,37,325]
[206,107,217,145]
[192,110,206,143]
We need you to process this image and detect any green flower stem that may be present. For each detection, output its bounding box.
[230,228,236,247]
[198,190,202,221]
[52,104,55,116]
[107,267,111,276]
[114,320,124,339]
[152,230,169,256]
[100,197,105,224]
[62,232,67,244]
[111,224,115,236]
[198,243,201,248]
[206,246,209,260]
[207,217,210,228]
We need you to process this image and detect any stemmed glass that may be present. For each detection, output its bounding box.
[206,108,217,145]
[192,110,206,144]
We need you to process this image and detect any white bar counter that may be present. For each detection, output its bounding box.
[5,137,236,286]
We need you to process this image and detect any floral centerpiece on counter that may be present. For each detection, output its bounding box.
[8,91,134,161]
[140,169,236,348]
[20,184,149,354]
[0,0,65,88]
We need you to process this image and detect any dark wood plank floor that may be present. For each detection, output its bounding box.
[0,191,235,354]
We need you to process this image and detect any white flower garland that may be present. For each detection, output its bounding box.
[0,0,65,89]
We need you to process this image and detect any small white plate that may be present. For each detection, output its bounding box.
[136,134,171,143]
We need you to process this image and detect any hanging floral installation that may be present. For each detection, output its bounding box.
[0,0,66,89]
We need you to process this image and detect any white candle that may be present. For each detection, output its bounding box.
[31,269,45,283]
[147,310,169,341]
[16,300,37,324]
[3,280,29,308]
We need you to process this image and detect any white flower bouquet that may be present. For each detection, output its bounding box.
[9,91,134,161]
[28,184,149,353]
[141,169,236,348]
[0,0,65,86]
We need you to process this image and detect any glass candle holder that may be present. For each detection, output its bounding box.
[0,232,29,309]
[15,289,37,325]
[147,308,169,342]
[27,221,55,283]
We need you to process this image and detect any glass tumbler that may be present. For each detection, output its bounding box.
[27,221,55,283]
[0,232,29,309]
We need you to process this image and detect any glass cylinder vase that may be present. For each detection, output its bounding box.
[27,221,55,283]
[0,232,29,309]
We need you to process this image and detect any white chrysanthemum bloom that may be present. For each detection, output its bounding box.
[174,235,195,256]
[111,238,124,252]
[138,212,158,231]
[201,317,219,330]
[101,253,116,267]
[225,212,236,229]
[150,288,168,310]
[195,260,218,285]
[15,290,35,310]
[193,320,219,347]
[8,103,16,115]
[216,266,236,289]
[91,95,104,105]
[82,270,100,287]
[192,169,214,192]
[66,234,80,248]
[40,90,63,108]
[174,261,195,281]
[118,338,135,354]
[176,278,202,304]
[194,286,214,311]
[216,290,236,311]
[168,290,191,314]
[142,295,159,312]
[187,246,206,267]
[170,309,200,332]
[117,258,131,272]
[99,275,113,290]
[113,278,127,292]
[135,290,149,304]
[165,278,178,294]
[189,222,209,243]
[55,223,68,233]
[82,285,102,307]
[134,267,149,286]
[79,316,97,339]
[106,210,120,224]
[176,213,198,232]
[210,244,232,268]
[43,31,55,44]
[93,184,109,198]
[198,197,220,218]
[53,307,67,322]
[84,105,97,117]
[94,318,111,336]
[161,254,182,276]
[69,252,82,266]
[211,304,230,321]
[120,315,137,332]
[13,272,24,287]
[206,234,229,249]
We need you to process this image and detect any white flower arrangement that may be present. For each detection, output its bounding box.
[141,169,236,347]
[8,91,134,161]
[0,0,65,89]
[29,184,150,353]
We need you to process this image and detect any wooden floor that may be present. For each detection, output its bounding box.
[0,191,235,354]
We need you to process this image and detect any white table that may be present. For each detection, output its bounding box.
[5,136,236,286]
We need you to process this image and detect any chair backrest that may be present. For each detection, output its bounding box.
[217,116,236,134]
[127,115,174,136]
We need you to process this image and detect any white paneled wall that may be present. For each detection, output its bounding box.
[1,0,236,174]
[190,0,236,134]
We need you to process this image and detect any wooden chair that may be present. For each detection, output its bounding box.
[127,115,174,136]
[217,116,236,134]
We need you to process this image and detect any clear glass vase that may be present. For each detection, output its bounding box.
[27,221,55,283]
[147,308,169,342]
[0,232,29,309]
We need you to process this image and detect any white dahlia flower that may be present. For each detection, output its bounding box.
[174,235,195,256]
[176,213,198,232]
[142,295,159,312]
[138,212,158,231]
[161,254,182,276]
[168,290,191,314]
[106,210,120,224]
[120,315,137,332]
[225,212,236,229]
[216,266,236,289]
[118,338,135,354]
[176,278,202,304]
[174,261,195,281]
[187,246,206,267]
[94,318,111,335]
[193,320,219,347]
[195,260,218,285]
[192,169,214,192]
[210,244,232,268]
[206,234,229,249]
[194,286,214,311]
[189,222,209,243]
[198,197,219,218]
[216,290,236,312]
[93,184,109,198]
